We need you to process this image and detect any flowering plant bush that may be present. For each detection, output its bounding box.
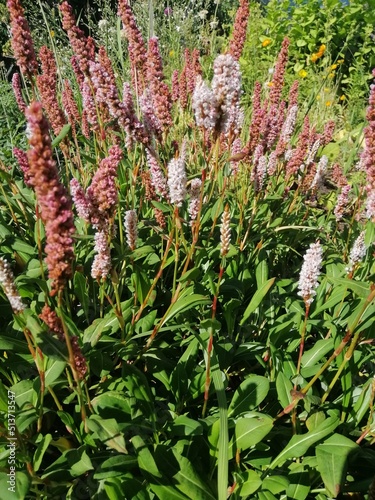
[0,1,375,499]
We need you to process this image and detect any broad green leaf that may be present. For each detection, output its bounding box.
[154,445,217,500]
[237,470,262,497]
[327,277,370,298]
[33,434,53,471]
[83,311,120,347]
[301,339,334,368]
[87,415,127,454]
[228,375,270,417]
[163,291,210,325]
[286,467,310,500]
[316,433,359,498]
[44,358,66,386]
[170,415,203,437]
[276,371,293,408]
[240,278,276,325]
[0,471,30,500]
[11,380,37,408]
[262,475,289,495]
[234,413,273,452]
[91,391,132,420]
[93,455,138,479]
[269,416,339,469]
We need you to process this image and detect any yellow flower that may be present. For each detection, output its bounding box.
[328,72,335,79]
[331,63,338,70]
[316,94,321,100]
[324,87,329,93]
[311,53,319,63]
[267,81,274,87]
[50,30,55,38]
[262,39,271,48]
[339,94,346,101]
[298,69,307,78]
[325,100,332,107]
[169,50,175,57]
[318,44,326,54]
[337,59,344,64]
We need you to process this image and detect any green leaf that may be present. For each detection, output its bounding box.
[234,413,273,452]
[301,339,334,368]
[163,290,210,325]
[170,415,203,437]
[316,434,359,497]
[33,434,53,472]
[87,415,127,454]
[269,416,339,469]
[51,123,71,147]
[83,310,120,347]
[0,471,30,500]
[276,372,293,409]
[240,278,275,325]
[11,380,37,408]
[228,375,270,417]
[327,277,370,298]
[237,470,262,496]
[44,357,66,386]
[262,475,289,495]
[154,445,217,500]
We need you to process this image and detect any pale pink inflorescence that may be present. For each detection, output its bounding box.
[192,76,219,133]
[91,230,112,280]
[124,209,138,250]
[12,73,26,112]
[297,241,323,305]
[334,184,351,221]
[167,144,187,206]
[26,101,75,296]
[254,155,267,192]
[146,150,168,198]
[220,206,231,257]
[188,178,202,224]
[7,0,38,78]
[140,90,163,141]
[0,257,25,313]
[211,54,243,137]
[347,232,367,274]
[310,155,328,192]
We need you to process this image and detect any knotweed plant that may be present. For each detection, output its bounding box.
[1,0,375,499]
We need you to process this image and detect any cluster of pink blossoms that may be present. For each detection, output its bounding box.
[26,102,75,296]
[70,146,123,280]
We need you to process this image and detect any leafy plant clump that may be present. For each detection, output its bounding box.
[0,0,375,499]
